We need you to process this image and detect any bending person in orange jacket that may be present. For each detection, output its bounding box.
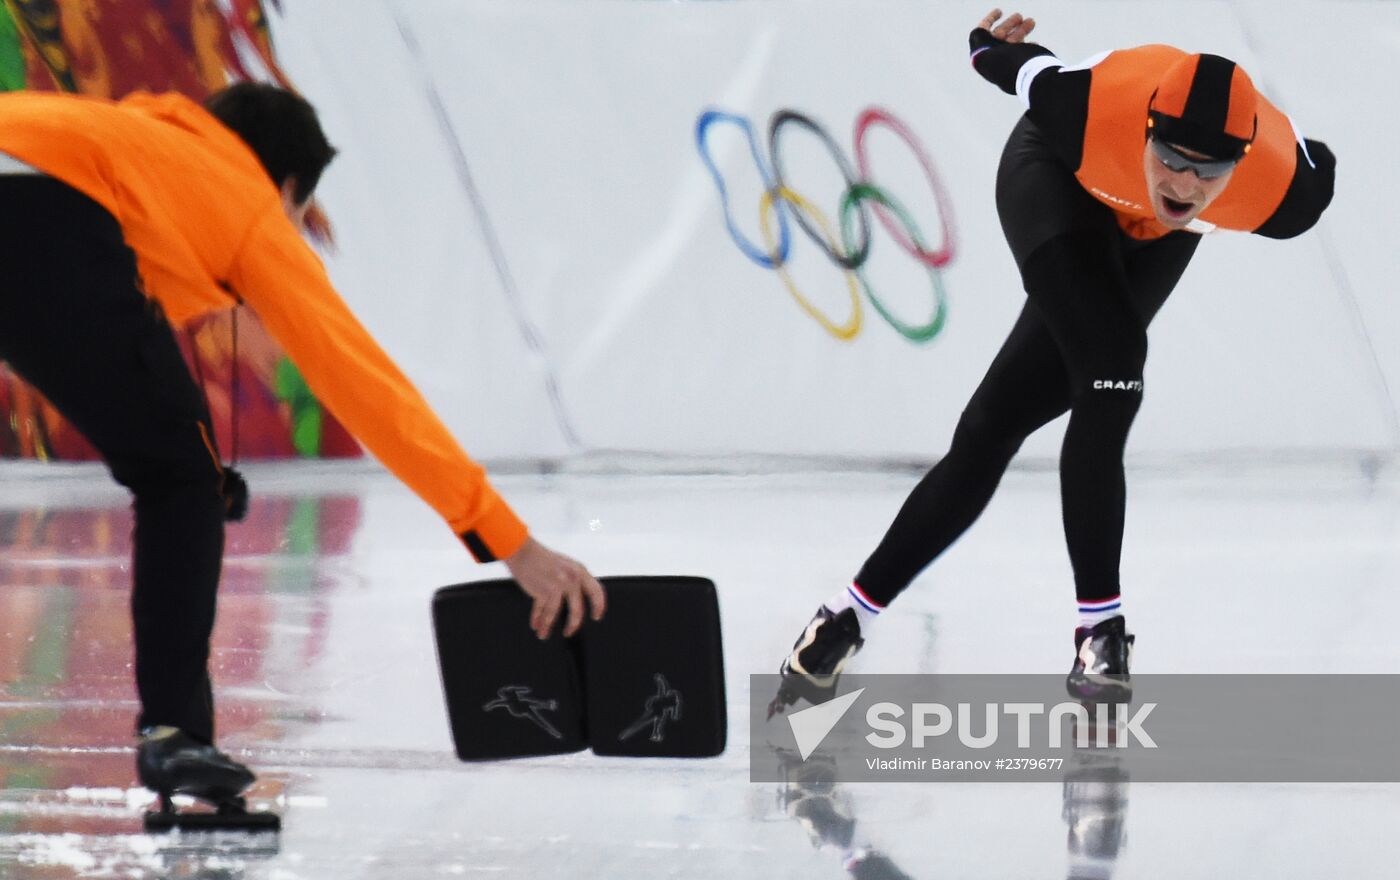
[0,82,605,803]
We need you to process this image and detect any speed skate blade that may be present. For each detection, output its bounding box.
[767,681,798,719]
[767,672,839,720]
[144,809,281,833]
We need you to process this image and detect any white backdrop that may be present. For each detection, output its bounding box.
[267,0,1400,466]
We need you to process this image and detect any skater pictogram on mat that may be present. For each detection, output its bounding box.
[483,685,566,740]
[618,674,684,743]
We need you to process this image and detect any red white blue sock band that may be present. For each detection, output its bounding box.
[1078,595,1123,628]
[847,583,885,614]
[1078,596,1121,614]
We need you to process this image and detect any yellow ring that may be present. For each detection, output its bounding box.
[758,187,863,341]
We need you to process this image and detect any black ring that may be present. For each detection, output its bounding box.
[767,109,872,270]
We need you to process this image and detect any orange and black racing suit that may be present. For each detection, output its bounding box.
[854,33,1336,609]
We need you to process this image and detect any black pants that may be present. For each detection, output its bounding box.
[0,176,225,743]
[855,116,1200,606]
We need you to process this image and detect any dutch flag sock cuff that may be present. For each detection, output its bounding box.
[826,582,884,631]
[1077,595,1123,629]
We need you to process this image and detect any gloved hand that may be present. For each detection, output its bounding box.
[221,467,249,521]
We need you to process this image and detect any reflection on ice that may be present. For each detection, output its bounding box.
[0,463,1396,877]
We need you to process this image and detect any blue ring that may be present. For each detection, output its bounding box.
[695,110,791,268]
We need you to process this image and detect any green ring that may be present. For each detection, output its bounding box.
[839,183,948,344]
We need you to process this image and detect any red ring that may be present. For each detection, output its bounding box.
[853,107,956,268]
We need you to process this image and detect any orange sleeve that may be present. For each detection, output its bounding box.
[227,209,528,562]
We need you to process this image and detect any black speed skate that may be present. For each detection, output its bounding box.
[768,606,864,718]
[138,726,279,833]
[1065,616,1135,705]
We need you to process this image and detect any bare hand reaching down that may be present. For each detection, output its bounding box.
[504,537,606,639]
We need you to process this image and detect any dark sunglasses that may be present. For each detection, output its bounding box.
[1148,136,1240,180]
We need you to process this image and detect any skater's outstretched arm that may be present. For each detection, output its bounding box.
[229,208,605,638]
[968,9,1093,170]
[969,8,1051,95]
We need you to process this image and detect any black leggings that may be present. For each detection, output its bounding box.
[0,176,225,743]
[855,116,1200,606]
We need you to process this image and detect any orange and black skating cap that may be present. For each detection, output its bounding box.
[1148,53,1259,160]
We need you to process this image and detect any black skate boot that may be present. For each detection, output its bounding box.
[1065,616,1134,705]
[768,606,864,718]
[138,726,278,832]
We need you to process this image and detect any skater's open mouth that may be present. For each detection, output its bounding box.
[1160,195,1194,217]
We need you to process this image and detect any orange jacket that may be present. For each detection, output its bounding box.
[0,90,527,562]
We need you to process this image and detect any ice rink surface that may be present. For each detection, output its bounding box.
[0,458,1397,878]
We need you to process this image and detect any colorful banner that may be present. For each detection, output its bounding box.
[0,0,360,461]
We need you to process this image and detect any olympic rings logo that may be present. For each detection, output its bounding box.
[696,106,957,344]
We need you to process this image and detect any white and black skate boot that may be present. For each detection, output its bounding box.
[138,726,277,832]
[1065,616,1135,705]
[768,606,865,718]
